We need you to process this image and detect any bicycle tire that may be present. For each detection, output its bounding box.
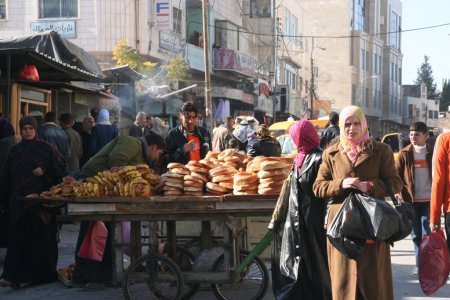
[169,246,200,300]
[123,254,184,300]
[211,250,269,300]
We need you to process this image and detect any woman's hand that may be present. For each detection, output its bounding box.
[341,177,372,193]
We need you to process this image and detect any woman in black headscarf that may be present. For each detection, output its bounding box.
[0,116,67,288]
[0,118,18,171]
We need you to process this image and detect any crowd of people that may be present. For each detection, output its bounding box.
[0,102,449,300]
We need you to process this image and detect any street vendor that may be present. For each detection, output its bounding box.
[72,132,165,289]
[80,133,165,177]
[164,101,211,166]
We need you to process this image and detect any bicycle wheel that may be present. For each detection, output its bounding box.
[123,254,184,300]
[170,246,200,300]
[211,250,269,300]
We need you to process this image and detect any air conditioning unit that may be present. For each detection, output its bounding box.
[380,16,385,25]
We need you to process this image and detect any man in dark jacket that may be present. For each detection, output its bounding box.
[247,124,281,157]
[38,111,70,164]
[164,102,211,165]
[320,111,340,149]
[128,111,147,138]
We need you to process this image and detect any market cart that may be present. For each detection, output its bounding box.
[33,194,277,300]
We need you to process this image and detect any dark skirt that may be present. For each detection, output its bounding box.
[1,210,58,285]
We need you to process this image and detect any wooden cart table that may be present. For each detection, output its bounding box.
[33,194,278,285]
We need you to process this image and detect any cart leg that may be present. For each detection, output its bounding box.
[167,220,177,259]
[201,221,212,247]
[111,220,124,284]
[130,221,141,262]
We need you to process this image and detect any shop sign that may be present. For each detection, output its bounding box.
[155,0,171,31]
[159,31,182,53]
[30,21,76,38]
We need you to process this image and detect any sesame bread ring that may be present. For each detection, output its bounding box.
[187,165,210,174]
[233,190,258,195]
[233,172,259,185]
[211,175,233,183]
[259,174,289,183]
[223,156,242,163]
[165,181,184,189]
[222,162,240,169]
[161,176,184,184]
[183,186,203,192]
[167,162,187,169]
[184,191,204,196]
[217,149,236,160]
[212,166,238,177]
[164,190,184,196]
[199,159,216,169]
[206,182,229,193]
[184,180,204,188]
[164,185,182,191]
[258,187,283,195]
[183,175,204,183]
[166,172,185,178]
[218,181,234,190]
[260,160,287,171]
[206,188,224,195]
[258,181,284,189]
[170,168,191,175]
[257,169,288,179]
[233,183,259,191]
[190,172,209,183]
[206,151,220,159]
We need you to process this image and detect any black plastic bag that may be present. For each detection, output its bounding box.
[271,230,299,300]
[326,196,366,259]
[352,192,405,241]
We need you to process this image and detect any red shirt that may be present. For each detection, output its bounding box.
[187,133,201,161]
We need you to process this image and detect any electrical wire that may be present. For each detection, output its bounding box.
[189,20,450,39]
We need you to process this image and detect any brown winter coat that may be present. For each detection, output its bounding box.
[313,140,403,300]
[395,143,433,203]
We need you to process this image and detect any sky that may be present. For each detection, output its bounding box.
[402,0,450,90]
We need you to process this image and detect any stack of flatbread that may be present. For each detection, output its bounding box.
[184,161,210,196]
[162,163,190,196]
[206,165,238,195]
[233,172,259,195]
[217,149,247,170]
[257,160,290,195]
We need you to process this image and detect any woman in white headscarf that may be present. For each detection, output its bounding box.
[87,108,118,157]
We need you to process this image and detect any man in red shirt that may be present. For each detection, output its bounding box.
[164,102,211,166]
[430,131,450,252]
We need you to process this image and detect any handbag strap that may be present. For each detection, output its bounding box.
[382,179,402,207]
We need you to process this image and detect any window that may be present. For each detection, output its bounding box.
[39,0,77,18]
[215,20,238,50]
[285,62,298,90]
[390,11,400,49]
[173,7,182,35]
[284,9,298,43]
[0,0,6,19]
[354,0,368,32]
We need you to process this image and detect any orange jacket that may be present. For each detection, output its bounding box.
[430,132,450,224]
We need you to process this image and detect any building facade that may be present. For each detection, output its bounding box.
[403,84,439,130]
[301,0,403,134]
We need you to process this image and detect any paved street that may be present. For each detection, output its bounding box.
[0,223,449,300]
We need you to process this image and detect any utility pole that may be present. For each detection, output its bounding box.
[272,9,279,124]
[202,0,213,131]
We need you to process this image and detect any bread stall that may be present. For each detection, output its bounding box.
[27,150,292,292]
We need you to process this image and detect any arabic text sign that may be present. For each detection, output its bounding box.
[30,21,76,38]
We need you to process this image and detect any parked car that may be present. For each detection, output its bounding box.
[381,132,410,161]
[269,119,329,156]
